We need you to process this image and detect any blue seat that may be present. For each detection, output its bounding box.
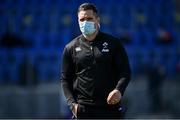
[0,48,7,84]
[34,49,60,82]
[0,14,8,34]
[0,49,24,84]
[33,32,47,48]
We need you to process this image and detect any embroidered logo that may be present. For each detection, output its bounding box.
[75,47,81,52]
[102,42,109,52]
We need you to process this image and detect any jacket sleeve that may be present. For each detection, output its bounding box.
[60,46,76,110]
[114,40,131,96]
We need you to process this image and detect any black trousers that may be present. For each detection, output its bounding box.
[72,104,124,119]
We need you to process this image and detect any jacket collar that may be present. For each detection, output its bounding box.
[80,31,102,45]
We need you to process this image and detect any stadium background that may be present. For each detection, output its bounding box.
[0,0,180,118]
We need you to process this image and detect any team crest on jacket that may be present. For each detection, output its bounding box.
[102,42,109,52]
[75,47,81,52]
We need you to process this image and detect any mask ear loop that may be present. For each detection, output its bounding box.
[98,23,100,29]
[98,23,101,30]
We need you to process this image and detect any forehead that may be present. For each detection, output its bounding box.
[78,10,95,18]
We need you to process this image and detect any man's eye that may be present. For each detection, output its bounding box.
[87,18,93,21]
[80,18,84,22]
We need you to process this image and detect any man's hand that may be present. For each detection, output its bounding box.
[107,89,122,105]
[72,103,78,117]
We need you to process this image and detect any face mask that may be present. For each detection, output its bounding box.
[79,21,96,36]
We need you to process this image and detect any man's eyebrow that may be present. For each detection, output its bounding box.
[79,17,93,21]
[83,17,93,20]
[86,17,93,20]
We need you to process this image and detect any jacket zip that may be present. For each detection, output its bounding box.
[90,45,96,64]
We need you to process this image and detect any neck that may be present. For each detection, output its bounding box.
[83,30,99,41]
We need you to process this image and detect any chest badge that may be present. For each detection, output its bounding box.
[102,42,109,52]
[75,47,81,52]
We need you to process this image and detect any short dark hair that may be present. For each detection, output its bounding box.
[78,3,98,17]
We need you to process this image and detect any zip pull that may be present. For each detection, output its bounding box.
[90,46,93,51]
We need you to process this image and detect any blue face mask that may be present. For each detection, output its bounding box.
[79,21,96,36]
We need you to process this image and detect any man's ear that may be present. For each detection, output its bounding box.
[97,17,100,29]
[97,17,100,23]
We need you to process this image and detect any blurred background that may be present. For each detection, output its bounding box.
[0,0,180,119]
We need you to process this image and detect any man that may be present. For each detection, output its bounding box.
[60,3,131,119]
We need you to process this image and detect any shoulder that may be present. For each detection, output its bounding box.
[100,32,123,46]
[64,35,81,50]
[100,32,117,40]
